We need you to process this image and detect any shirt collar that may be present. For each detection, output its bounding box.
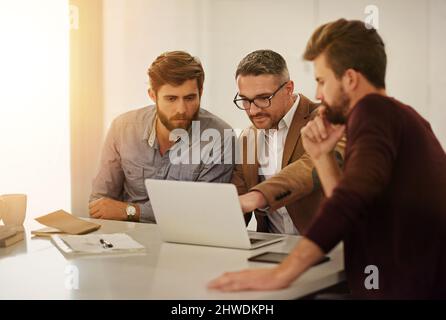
[147,113,158,148]
[142,106,156,141]
[146,110,190,149]
[279,94,300,130]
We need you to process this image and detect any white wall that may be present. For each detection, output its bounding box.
[318,0,428,116]
[103,0,203,128]
[200,0,317,130]
[102,0,446,150]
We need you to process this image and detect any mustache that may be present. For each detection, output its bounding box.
[170,113,190,121]
[250,113,270,119]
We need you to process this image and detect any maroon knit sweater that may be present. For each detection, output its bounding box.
[305,94,446,299]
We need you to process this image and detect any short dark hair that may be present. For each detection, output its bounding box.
[303,19,387,89]
[148,51,205,94]
[235,49,290,82]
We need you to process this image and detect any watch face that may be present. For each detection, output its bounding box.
[126,205,136,216]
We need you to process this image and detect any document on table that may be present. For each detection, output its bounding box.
[51,233,145,256]
[35,210,101,235]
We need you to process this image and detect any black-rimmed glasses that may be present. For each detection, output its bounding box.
[233,81,288,110]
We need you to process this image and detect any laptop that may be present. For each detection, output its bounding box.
[144,179,285,249]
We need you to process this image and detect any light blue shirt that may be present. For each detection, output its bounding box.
[90,105,235,223]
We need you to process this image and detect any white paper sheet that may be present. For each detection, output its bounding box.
[51,233,145,255]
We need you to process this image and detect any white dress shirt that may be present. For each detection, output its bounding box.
[257,94,300,235]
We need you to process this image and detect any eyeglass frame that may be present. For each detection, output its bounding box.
[233,81,289,110]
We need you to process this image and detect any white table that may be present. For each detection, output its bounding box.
[0,218,344,299]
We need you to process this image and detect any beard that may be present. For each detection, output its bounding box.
[321,87,350,125]
[156,104,200,131]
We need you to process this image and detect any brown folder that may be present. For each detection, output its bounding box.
[31,227,63,237]
[35,210,101,235]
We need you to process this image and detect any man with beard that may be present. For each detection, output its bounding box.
[231,49,345,235]
[209,19,446,299]
[89,51,234,223]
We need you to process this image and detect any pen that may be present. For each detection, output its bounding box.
[99,238,113,248]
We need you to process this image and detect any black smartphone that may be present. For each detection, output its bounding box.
[248,252,330,266]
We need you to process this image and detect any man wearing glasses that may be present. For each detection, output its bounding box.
[232,49,345,235]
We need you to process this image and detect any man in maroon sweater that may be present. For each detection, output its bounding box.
[209,19,446,299]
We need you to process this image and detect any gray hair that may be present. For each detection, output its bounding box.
[235,49,290,82]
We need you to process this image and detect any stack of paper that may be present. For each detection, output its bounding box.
[51,233,145,257]
[0,226,25,248]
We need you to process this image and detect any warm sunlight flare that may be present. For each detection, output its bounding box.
[0,0,70,218]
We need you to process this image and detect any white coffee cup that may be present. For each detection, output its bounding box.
[0,194,27,226]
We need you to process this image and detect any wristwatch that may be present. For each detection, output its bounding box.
[126,204,137,222]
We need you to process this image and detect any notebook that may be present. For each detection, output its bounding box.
[51,233,145,257]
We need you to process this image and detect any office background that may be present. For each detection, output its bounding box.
[1,0,445,220]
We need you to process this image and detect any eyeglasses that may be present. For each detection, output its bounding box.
[233,81,288,110]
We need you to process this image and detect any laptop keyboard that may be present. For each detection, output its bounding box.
[249,238,263,244]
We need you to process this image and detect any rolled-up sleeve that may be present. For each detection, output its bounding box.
[90,119,125,202]
[138,201,156,223]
